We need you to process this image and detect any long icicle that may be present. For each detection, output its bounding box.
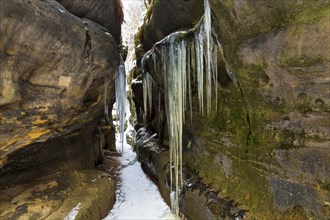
[187,43,193,122]
[115,60,126,156]
[147,74,153,115]
[212,42,218,111]
[142,51,152,124]
[195,29,204,115]
[204,0,212,114]
[142,72,148,124]
[104,75,110,123]
[162,36,184,218]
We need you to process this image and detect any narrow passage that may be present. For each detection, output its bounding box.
[103,114,174,219]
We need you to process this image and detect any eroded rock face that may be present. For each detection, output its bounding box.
[0,119,104,185]
[0,0,119,183]
[56,0,123,44]
[135,129,246,219]
[133,0,330,218]
[0,170,116,220]
[205,1,330,217]
[138,0,204,51]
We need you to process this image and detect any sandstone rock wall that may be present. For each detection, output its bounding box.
[56,0,123,44]
[133,0,330,218]
[0,0,120,184]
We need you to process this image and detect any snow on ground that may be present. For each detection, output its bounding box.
[64,203,81,220]
[103,120,175,220]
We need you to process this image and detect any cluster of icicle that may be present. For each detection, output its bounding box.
[115,60,126,155]
[141,0,224,218]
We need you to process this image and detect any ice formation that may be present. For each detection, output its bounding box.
[115,62,126,155]
[141,0,222,217]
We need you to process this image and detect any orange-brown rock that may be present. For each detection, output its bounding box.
[0,0,119,184]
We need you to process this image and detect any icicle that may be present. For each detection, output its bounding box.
[104,75,110,122]
[142,52,156,118]
[142,72,147,124]
[187,43,193,122]
[137,1,218,218]
[181,40,187,124]
[195,28,204,115]
[152,52,157,74]
[142,73,147,124]
[204,0,212,114]
[180,41,186,192]
[147,74,153,115]
[158,91,162,134]
[142,72,153,124]
[161,37,184,218]
[211,43,218,111]
[212,31,238,85]
[142,51,150,123]
[115,62,126,156]
[191,41,196,83]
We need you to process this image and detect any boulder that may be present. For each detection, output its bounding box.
[0,0,120,183]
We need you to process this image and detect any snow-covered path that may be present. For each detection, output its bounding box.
[103,124,175,220]
[104,2,175,218]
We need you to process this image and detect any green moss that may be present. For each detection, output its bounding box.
[211,0,330,74]
[134,25,144,47]
[319,182,330,192]
[185,141,278,219]
[145,5,153,20]
[279,205,311,220]
[181,48,321,218]
[278,56,325,68]
[294,1,330,24]
[200,0,330,160]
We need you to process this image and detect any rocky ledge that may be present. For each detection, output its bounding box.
[0,170,116,220]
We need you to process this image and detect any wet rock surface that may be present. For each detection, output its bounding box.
[132,0,330,218]
[0,0,120,182]
[0,170,116,220]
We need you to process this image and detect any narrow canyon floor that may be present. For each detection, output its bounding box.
[102,119,175,220]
